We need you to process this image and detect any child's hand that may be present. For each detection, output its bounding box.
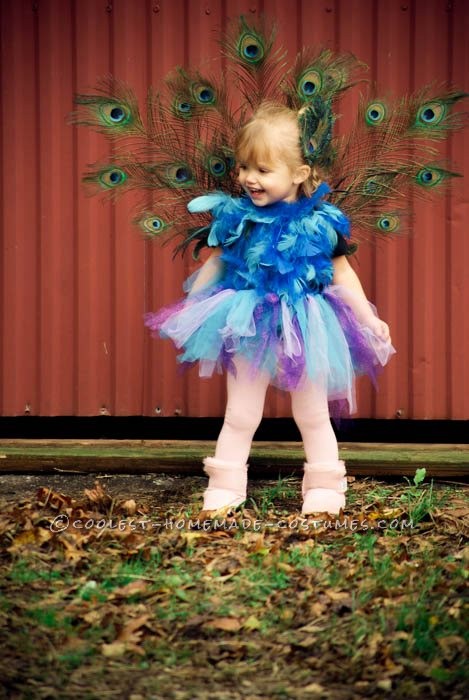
[367,317,391,343]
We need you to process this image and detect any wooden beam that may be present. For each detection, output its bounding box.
[0,441,467,478]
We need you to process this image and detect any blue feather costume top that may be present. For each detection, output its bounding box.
[146,185,394,415]
[189,183,350,299]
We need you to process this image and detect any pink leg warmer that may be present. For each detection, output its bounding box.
[301,461,347,515]
[202,457,248,511]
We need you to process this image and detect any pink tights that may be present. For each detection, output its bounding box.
[214,359,338,464]
[203,358,346,513]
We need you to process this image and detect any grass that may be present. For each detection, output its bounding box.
[0,471,467,699]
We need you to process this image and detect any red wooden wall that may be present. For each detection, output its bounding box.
[0,0,468,418]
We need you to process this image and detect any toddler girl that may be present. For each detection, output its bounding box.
[146,102,394,515]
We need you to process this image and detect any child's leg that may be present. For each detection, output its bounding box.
[203,358,270,510]
[290,381,347,515]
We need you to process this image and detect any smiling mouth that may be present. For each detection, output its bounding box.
[248,187,265,195]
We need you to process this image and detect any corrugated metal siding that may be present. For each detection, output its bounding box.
[0,0,467,418]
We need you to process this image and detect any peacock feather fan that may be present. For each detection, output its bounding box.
[71,14,467,252]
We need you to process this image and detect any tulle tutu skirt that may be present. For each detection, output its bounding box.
[145,284,395,415]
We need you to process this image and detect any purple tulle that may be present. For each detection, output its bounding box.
[324,290,380,386]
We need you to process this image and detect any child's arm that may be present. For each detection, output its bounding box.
[188,247,224,296]
[332,255,391,342]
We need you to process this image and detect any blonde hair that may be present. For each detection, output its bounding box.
[234,102,322,197]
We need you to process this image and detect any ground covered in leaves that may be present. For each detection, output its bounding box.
[0,471,467,700]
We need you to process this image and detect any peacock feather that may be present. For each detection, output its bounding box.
[221,15,288,109]
[285,47,366,108]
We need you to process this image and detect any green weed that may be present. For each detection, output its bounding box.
[400,468,441,524]
[287,543,325,569]
[249,477,298,515]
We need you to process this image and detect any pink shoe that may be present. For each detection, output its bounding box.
[202,457,248,511]
[302,461,347,515]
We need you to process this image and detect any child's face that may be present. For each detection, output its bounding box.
[237,158,301,207]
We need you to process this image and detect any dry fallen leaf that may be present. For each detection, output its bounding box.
[116,614,151,643]
[101,642,127,658]
[204,617,242,632]
[108,580,148,599]
[302,682,326,694]
[243,615,262,631]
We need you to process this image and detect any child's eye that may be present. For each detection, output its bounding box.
[259,168,270,174]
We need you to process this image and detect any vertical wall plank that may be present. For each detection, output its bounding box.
[143,0,188,420]
[110,0,149,415]
[410,0,450,418]
[448,0,469,419]
[0,0,40,416]
[74,0,113,416]
[37,0,76,414]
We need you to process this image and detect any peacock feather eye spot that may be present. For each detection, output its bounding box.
[140,215,167,236]
[176,167,190,182]
[416,101,446,127]
[100,103,131,127]
[376,214,400,233]
[175,99,193,117]
[365,102,386,125]
[207,156,227,177]
[298,70,323,100]
[422,107,435,122]
[164,163,194,187]
[98,168,127,188]
[416,167,444,187]
[110,106,125,122]
[244,43,259,58]
[238,34,265,64]
[192,84,216,105]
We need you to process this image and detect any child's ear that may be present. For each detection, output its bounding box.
[293,164,311,184]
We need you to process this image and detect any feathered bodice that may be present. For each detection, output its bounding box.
[188,184,350,303]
